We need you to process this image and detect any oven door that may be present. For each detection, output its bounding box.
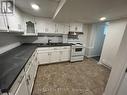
[71,47,84,56]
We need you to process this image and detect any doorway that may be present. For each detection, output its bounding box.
[92,22,108,61]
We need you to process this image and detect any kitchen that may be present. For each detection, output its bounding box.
[0,0,127,95]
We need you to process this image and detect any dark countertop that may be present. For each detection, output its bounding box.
[0,44,37,93]
[0,43,72,93]
[33,43,72,47]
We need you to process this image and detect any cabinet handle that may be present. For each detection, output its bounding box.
[75,27,78,31]
[28,75,31,80]
[26,79,29,85]
[125,68,127,73]
[18,76,23,83]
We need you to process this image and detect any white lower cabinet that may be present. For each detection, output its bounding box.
[26,64,35,94]
[25,51,38,94]
[37,46,71,65]
[7,51,38,95]
[60,50,70,62]
[15,76,29,95]
[50,51,60,63]
[3,47,70,95]
[38,51,50,64]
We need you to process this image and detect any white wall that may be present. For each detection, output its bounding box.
[99,19,127,67]
[104,21,127,95]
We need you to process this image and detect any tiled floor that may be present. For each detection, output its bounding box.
[32,58,110,95]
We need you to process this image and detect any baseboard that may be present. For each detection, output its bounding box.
[99,61,111,69]
[85,54,100,58]
[0,42,21,54]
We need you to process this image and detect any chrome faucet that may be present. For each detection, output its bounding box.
[48,39,52,44]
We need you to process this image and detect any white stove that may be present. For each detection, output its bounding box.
[70,43,85,62]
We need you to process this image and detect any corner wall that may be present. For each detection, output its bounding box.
[99,19,127,67]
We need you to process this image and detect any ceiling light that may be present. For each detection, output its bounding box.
[31,4,40,10]
[100,17,106,21]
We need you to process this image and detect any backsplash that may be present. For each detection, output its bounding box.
[0,33,21,47]
[20,36,63,43]
[0,32,21,54]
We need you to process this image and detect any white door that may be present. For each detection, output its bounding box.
[38,51,50,64]
[15,77,29,95]
[117,70,127,95]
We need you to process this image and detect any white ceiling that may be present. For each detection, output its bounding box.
[54,0,127,23]
[15,0,127,23]
[15,0,60,18]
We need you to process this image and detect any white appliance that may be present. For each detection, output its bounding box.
[70,43,85,62]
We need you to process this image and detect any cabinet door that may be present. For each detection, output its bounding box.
[32,57,38,78]
[0,14,7,31]
[37,51,50,64]
[55,23,64,34]
[63,24,70,34]
[60,50,70,61]
[76,23,83,32]
[70,23,83,32]
[7,8,23,32]
[48,22,55,33]
[44,21,55,33]
[70,23,76,31]
[36,19,45,33]
[50,51,60,63]
[15,77,29,95]
[26,64,34,94]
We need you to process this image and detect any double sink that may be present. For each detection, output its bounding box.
[38,43,72,47]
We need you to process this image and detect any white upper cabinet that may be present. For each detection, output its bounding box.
[36,18,55,33]
[35,18,45,33]
[0,14,7,31]
[0,2,7,32]
[55,23,64,34]
[7,8,24,32]
[55,23,69,34]
[0,7,23,32]
[70,23,83,32]
[23,14,37,35]
[45,21,55,33]
[63,23,70,34]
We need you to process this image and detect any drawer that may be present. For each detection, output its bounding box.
[50,47,61,50]
[9,70,25,95]
[37,47,51,51]
[60,46,70,49]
